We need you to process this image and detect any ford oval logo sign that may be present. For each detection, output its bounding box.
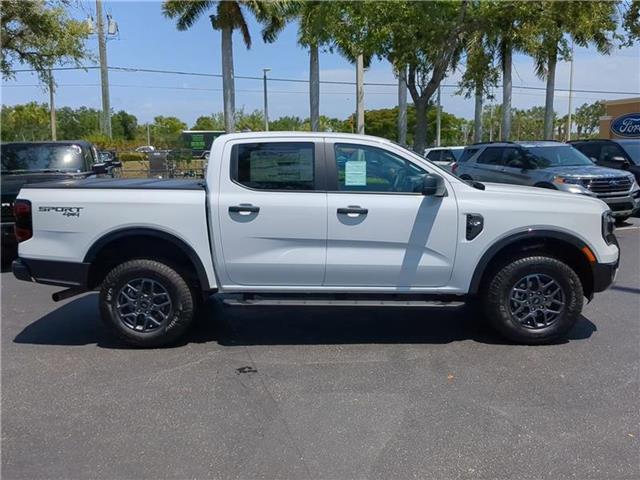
[610,112,640,138]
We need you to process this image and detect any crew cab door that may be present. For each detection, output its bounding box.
[324,140,458,288]
[215,139,327,286]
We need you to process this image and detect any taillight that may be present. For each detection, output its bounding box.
[451,162,458,174]
[13,199,32,242]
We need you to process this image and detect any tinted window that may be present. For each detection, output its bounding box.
[573,143,601,161]
[459,148,478,163]
[601,143,628,162]
[0,143,87,173]
[234,142,314,190]
[502,147,526,167]
[441,150,458,162]
[476,147,504,165]
[426,150,441,161]
[526,146,593,167]
[617,140,640,165]
[334,143,426,193]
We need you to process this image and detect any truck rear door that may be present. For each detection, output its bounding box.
[215,139,327,287]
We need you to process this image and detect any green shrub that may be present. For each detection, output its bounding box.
[119,151,147,162]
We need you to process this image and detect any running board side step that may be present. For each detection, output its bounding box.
[221,294,465,308]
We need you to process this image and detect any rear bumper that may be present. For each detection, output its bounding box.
[12,258,90,288]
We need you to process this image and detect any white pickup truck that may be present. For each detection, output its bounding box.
[12,133,619,347]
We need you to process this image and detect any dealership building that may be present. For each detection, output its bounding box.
[599,97,640,139]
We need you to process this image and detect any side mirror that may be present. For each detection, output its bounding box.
[610,156,630,168]
[92,162,108,174]
[421,174,445,196]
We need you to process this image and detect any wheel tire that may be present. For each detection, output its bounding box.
[482,256,583,345]
[100,259,195,347]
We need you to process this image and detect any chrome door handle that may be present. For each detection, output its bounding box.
[337,206,368,215]
[229,205,260,214]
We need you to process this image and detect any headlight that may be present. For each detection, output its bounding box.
[553,176,588,186]
[601,210,616,245]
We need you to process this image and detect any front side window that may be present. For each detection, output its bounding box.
[334,143,426,193]
[502,147,526,168]
[476,147,504,165]
[233,142,314,190]
[441,150,458,162]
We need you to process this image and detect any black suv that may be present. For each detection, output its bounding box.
[569,139,640,184]
[1,141,119,264]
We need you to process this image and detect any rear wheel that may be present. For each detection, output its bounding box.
[482,256,583,344]
[99,259,195,347]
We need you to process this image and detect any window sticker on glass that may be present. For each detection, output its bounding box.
[345,160,367,186]
[248,149,313,183]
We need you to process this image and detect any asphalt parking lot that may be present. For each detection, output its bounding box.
[2,220,639,480]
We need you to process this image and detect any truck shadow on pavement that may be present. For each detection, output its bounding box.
[13,293,597,348]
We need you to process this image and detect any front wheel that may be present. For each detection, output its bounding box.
[99,259,195,347]
[482,256,583,344]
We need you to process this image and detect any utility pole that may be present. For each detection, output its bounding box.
[48,69,56,140]
[566,40,575,141]
[146,123,151,146]
[262,68,270,131]
[96,0,111,138]
[436,86,441,147]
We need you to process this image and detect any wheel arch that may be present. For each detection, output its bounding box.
[84,227,212,293]
[469,230,596,299]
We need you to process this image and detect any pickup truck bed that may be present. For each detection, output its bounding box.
[23,178,205,190]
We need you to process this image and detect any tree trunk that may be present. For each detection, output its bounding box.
[356,53,365,134]
[413,99,428,153]
[221,26,235,133]
[397,65,407,145]
[543,50,557,140]
[309,43,320,132]
[474,86,483,143]
[501,40,512,141]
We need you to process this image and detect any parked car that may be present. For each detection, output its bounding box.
[1,141,113,265]
[453,141,639,221]
[569,139,640,184]
[12,133,619,347]
[423,146,464,170]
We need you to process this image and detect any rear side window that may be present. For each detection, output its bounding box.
[476,147,504,165]
[426,150,441,161]
[441,150,458,162]
[232,142,315,190]
[459,148,478,163]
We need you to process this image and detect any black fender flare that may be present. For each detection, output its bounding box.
[84,227,211,291]
[468,229,592,295]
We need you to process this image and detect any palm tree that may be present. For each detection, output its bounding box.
[262,1,331,132]
[528,2,615,139]
[162,1,283,133]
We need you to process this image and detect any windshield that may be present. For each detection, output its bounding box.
[1,143,87,173]
[526,145,594,168]
[617,141,640,165]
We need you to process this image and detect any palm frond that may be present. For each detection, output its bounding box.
[162,0,214,31]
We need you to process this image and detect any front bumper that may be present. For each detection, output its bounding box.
[12,258,90,287]
[599,193,640,218]
[592,235,619,293]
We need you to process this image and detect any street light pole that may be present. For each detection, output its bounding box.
[263,68,270,131]
[96,0,111,138]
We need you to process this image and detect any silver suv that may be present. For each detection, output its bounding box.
[453,141,640,220]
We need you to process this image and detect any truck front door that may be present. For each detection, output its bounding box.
[324,140,458,288]
[216,139,327,287]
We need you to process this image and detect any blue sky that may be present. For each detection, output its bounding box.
[2,0,639,127]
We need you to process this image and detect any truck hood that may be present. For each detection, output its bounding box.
[541,165,633,179]
[479,182,606,209]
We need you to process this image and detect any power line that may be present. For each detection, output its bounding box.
[8,65,639,96]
